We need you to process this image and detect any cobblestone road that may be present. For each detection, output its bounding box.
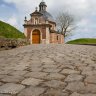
[0,44,96,96]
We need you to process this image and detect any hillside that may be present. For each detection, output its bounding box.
[67,38,96,45]
[0,20,25,39]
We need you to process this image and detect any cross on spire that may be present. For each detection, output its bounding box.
[35,7,38,11]
[42,0,44,2]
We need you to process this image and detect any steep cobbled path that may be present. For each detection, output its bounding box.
[0,44,96,96]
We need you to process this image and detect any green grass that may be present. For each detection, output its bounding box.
[0,20,25,39]
[67,38,96,45]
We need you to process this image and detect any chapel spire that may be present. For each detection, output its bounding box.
[39,0,47,12]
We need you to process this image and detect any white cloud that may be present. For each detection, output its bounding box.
[7,15,17,26]
[2,0,96,39]
[77,19,89,27]
[2,0,91,18]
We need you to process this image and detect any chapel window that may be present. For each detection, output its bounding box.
[57,36,59,40]
[34,18,39,24]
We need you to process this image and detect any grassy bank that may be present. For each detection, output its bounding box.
[0,20,25,39]
[67,38,96,45]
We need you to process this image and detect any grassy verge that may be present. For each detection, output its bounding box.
[67,38,96,45]
[0,20,25,39]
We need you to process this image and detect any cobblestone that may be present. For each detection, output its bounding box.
[0,94,11,96]
[65,74,84,82]
[0,83,25,95]
[18,86,46,96]
[42,88,69,96]
[1,75,24,83]
[42,80,67,88]
[70,92,96,96]
[61,69,80,75]
[0,44,96,95]
[25,72,48,79]
[21,78,43,86]
[46,73,66,80]
[84,75,96,84]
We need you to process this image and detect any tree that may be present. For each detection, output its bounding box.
[56,12,76,38]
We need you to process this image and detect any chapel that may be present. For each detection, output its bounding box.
[23,1,64,44]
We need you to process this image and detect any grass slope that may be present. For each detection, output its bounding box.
[0,20,25,38]
[67,38,96,45]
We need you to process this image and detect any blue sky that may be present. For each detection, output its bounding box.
[0,0,96,41]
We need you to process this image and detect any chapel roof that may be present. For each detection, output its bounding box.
[31,1,55,22]
[40,11,55,22]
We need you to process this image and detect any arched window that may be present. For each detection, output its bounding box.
[34,18,39,24]
[57,35,59,40]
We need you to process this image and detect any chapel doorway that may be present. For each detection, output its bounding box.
[32,30,40,44]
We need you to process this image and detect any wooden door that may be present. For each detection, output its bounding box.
[32,30,40,44]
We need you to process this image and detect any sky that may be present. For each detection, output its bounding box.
[0,0,96,41]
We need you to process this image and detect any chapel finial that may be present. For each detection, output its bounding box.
[35,7,38,11]
[24,16,27,24]
[25,16,27,20]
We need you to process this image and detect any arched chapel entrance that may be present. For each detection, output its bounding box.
[32,30,40,44]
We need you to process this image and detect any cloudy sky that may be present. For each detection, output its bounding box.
[0,0,96,40]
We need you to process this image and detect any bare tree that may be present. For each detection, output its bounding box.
[56,12,76,38]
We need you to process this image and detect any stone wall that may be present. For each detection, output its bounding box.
[61,34,64,43]
[50,33,57,43]
[50,33,64,44]
[0,38,30,50]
